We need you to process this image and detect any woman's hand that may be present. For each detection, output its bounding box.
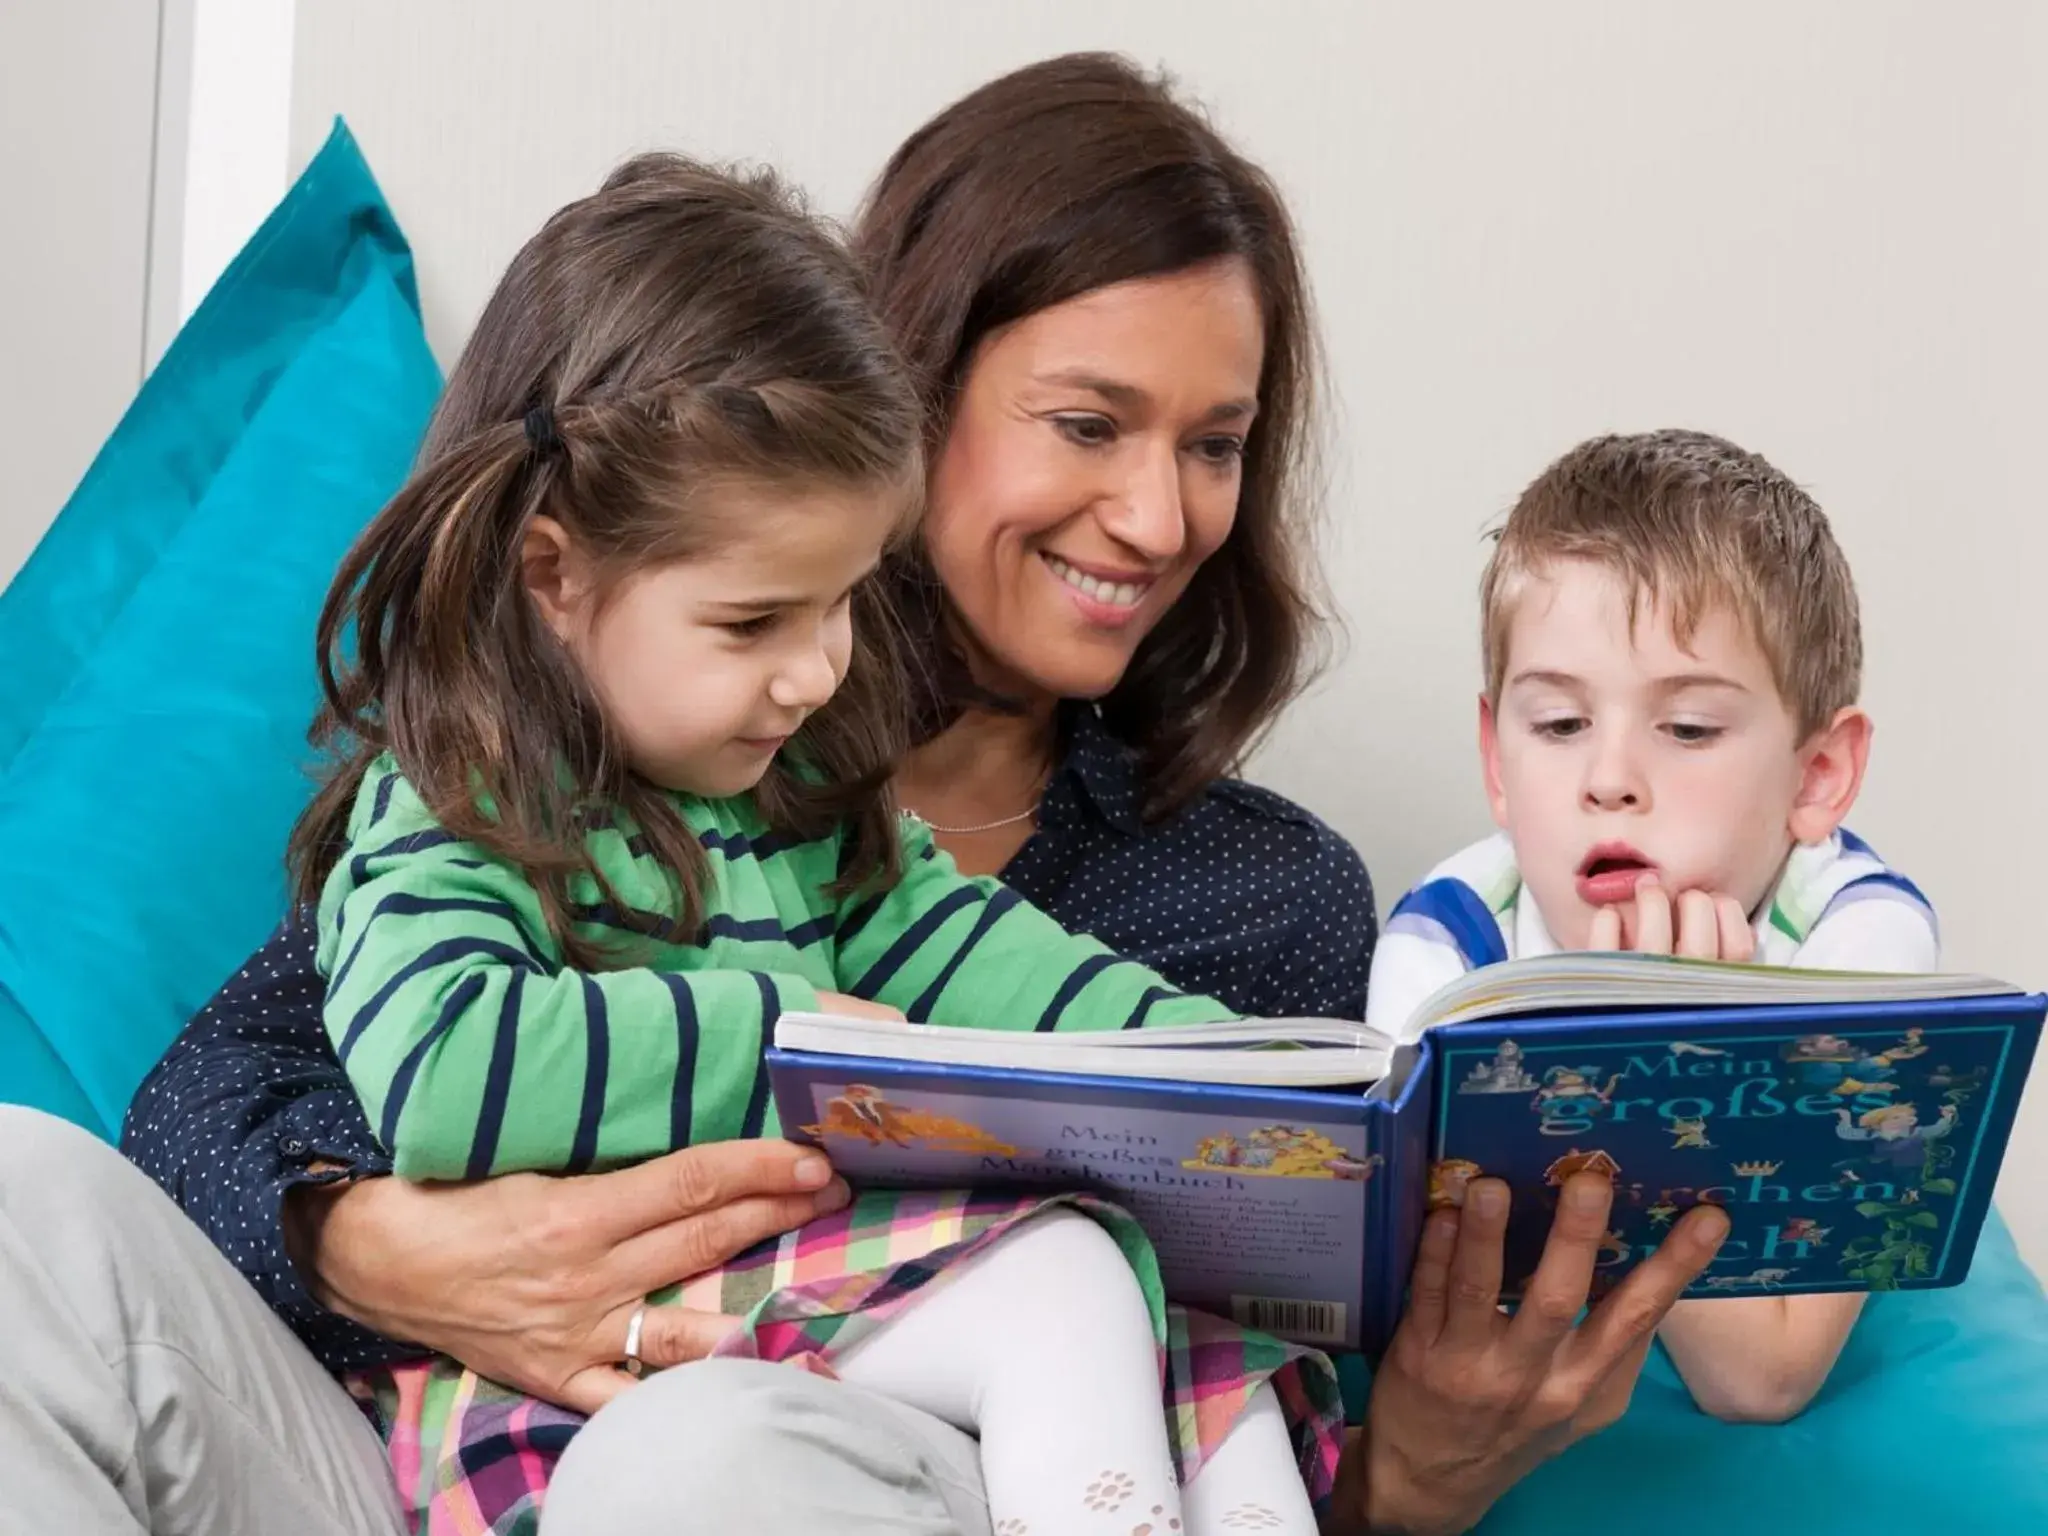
[285,1139,850,1414]
[1325,1172,1729,1536]
[1589,877,1756,961]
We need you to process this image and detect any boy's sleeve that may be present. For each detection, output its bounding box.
[1791,870,1941,976]
[1362,849,1517,1042]
[321,768,822,1180]
[830,817,1238,1030]
[1362,923,1472,1044]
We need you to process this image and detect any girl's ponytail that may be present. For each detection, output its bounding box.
[288,424,557,904]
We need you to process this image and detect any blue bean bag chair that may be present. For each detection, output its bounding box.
[0,119,441,1138]
[1485,1210,2048,1532]
[0,114,2041,1535]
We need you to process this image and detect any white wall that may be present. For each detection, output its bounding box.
[0,0,293,587]
[0,3,164,586]
[174,0,295,330]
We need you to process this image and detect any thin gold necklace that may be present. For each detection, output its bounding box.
[903,770,1050,835]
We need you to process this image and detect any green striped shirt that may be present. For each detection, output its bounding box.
[316,754,1235,1180]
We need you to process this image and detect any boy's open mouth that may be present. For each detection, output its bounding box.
[1575,844,1656,907]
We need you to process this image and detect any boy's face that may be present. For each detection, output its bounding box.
[1481,559,1860,950]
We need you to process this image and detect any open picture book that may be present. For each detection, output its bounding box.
[767,955,2045,1355]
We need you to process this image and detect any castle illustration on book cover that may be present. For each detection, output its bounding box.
[1431,1013,2024,1298]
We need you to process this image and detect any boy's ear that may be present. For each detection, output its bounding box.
[1479,693,1510,829]
[520,515,594,642]
[1789,706,1873,844]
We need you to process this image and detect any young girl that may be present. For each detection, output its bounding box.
[292,155,1341,1536]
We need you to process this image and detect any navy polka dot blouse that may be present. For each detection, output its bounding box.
[120,705,1377,1373]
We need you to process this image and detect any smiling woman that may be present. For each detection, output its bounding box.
[925,262,1262,689]
[864,55,1373,1024]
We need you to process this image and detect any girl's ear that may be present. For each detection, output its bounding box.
[521,515,594,642]
[1789,706,1873,845]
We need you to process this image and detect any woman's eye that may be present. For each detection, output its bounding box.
[1052,413,1117,448]
[1533,717,1588,740]
[721,613,779,639]
[1191,434,1246,467]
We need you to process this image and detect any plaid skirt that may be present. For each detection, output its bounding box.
[346,1187,1345,1536]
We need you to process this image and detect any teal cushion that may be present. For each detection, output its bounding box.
[0,119,440,1137]
[1480,1208,2048,1531]
[0,980,100,1131]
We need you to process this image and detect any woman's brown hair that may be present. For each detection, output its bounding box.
[288,154,923,966]
[855,51,1327,819]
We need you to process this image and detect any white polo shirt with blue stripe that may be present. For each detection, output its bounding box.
[1364,828,1940,1042]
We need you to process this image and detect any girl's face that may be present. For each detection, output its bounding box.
[525,483,899,798]
[922,257,1265,705]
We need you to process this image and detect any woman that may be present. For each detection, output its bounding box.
[1,52,1724,1535]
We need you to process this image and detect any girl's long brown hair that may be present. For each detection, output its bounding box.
[853,52,1329,820]
[288,155,924,967]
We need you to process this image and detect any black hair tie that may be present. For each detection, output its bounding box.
[523,405,563,459]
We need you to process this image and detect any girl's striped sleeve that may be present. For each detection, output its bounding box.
[830,816,1239,1032]
[317,764,819,1180]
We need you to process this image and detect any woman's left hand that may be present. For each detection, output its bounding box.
[1323,1171,1728,1535]
[289,1136,851,1414]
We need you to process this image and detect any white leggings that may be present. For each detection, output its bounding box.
[831,1208,1316,1536]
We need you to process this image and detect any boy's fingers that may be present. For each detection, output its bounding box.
[1588,907,1622,951]
[1715,896,1754,962]
[1632,880,1672,955]
[1674,889,1719,959]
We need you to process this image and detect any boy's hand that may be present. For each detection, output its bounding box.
[1588,877,1756,962]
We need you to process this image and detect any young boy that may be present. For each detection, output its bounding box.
[1367,429,1939,1423]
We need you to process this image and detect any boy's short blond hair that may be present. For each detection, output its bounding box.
[1480,429,1862,739]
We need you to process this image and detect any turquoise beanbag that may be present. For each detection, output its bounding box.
[0,120,440,1137]
[1478,1207,2048,1531]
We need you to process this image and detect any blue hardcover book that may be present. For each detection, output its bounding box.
[765,957,2044,1357]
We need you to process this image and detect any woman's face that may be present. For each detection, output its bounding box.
[923,257,1264,705]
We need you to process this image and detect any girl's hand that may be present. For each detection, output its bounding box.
[815,990,908,1022]
[285,1139,851,1414]
[1587,877,1756,962]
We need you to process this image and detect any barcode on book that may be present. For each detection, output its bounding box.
[1230,1295,1347,1345]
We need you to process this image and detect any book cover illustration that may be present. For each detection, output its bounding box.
[1430,998,2039,1300]
[772,1054,1381,1347]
